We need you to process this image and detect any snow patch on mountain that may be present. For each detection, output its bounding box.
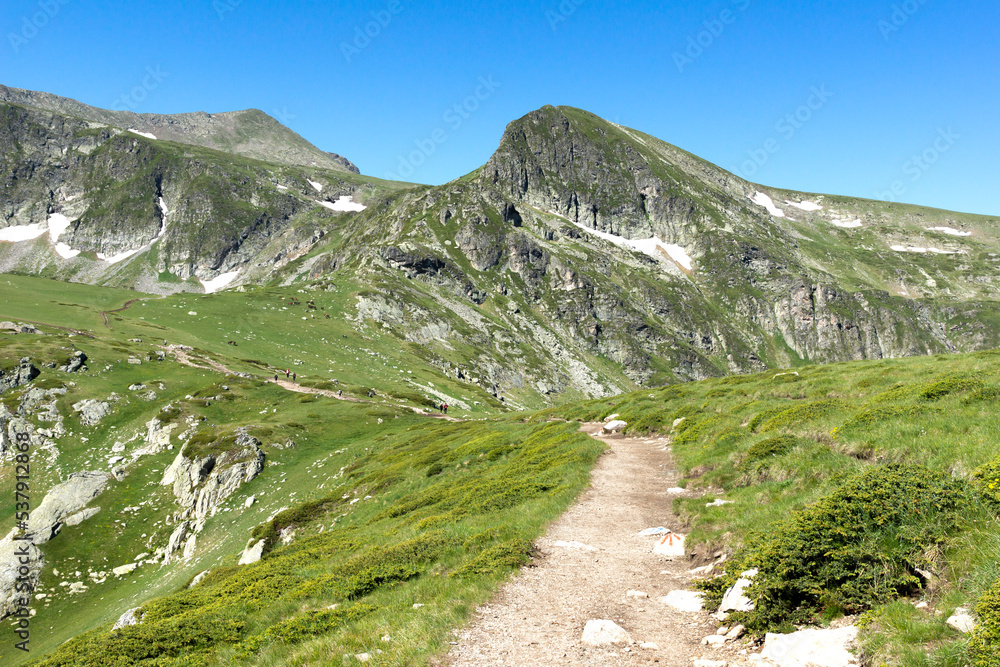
[927,227,972,237]
[127,129,157,140]
[317,196,366,212]
[750,192,785,218]
[200,271,240,294]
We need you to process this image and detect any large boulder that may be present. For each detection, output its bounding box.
[72,399,111,426]
[57,351,88,373]
[0,530,44,619]
[759,625,859,667]
[111,607,143,631]
[26,471,112,544]
[0,358,40,394]
[720,568,758,614]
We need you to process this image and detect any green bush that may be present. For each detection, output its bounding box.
[970,578,1000,666]
[758,400,845,432]
[920,377,984,400]
[963,386,1000,406]
[973,456,1000,512]
[452,539,534,578]
[738,436,798,470]
[712,464,972,632]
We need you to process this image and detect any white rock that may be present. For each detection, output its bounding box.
[188,570,210,588]
[238,539,265,565]
[946,609,976,634]
[726,624,746,641]
[694,660,728,667]
[706,499,733,508]
[653,532,686,558]
[720,569,758,613]
[552,540,598,551]
[661,589,705,612]
[413,603,425,609]
[640,642,659,649]
[667,487,687,494]
[690,565,715,577]
[112,607,143,630]
[112,563,139,576]
[354,653,371,662]
[627,590,649,599]
[604,413,620,423]
[602,420,628,434]
[761,625,859,667]
[703,635,726,646]
[245,495,256,508]
[581,619,631,646]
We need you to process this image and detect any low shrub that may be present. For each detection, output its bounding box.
[970,578,1000,666]
[708,464,972,632]
[451,539,534,578]
[973,456,1000,512]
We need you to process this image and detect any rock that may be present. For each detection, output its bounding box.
[652,532,686,558]
[581,619,631,646]
[72,399,111,426]
[163,521,190,564]
[720,569,759,614]
[113,563,139,576]
[0,357,40,394]
[112,608,143,630]
[946,609,976,634]
[726,624,746,641]
[68,581,87,594]
[703,635,726,646]
[128,384,146,391]
[552,540,597,551]
[239,539,265,565]
[27,471,111,544]
[64,507,101,527]
[693,661,727,667]
[245,495,256,508]
[127,356,142,365]
[604,413,620,423]
[760,626,859,667]
[412,603,425,609]
[706,499,733,508]
[662,590,705,612]
[640,642,659,650]
[57,351,88,373]
[188,570,210,588]
[638,527,670,536]
[0,530,44,619]
[602,420,628,434]
[627,590,649,599]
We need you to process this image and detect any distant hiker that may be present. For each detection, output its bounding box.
[442,403,448,415]
[285,370,290,378]
[292,373,296,381]
[274,374,278,381]
[338,389,343,397]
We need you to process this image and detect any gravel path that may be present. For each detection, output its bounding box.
[444,423,721,666]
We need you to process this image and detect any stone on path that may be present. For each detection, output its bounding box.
[759,625,860,667]
[652,532,686,558]
[602,420,628,434]
[627,590,649,599]
[581,619,631,646]
[661,589,705,612]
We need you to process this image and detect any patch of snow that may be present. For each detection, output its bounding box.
[891,245,961,255]
[0,223,47,242]
[571,223,693,271]
[54,243,81,259]
[830,218,863,229]
[307,179,323,192]
[749,192,785,218]
[276,184,288,190]
[47,213,73,241]
[927,226,972,237]
[97,248,142,264]
[787,200,824,212]
[151,198,169,244]
[127,129,157,140]
[199,271,240,294]
[316,196,366,212]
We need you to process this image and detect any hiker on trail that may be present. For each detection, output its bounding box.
[338,389,343,397]
[442,403,448,415]
[274,374,278,381]
[292,373,296,382]
[285,370,290,378]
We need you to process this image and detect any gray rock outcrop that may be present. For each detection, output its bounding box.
[0,358,40,395]
[58,351,88,373]
[26,471,112,544]
[111,607,143,631]
[0,530,44,620]
[72,400,111,426]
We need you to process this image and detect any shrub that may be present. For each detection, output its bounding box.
[970,578,1000,666]
[841,405,939,430]
[758,400,845,432]
[738,436,798,470]
[451,539,534,578]
[963,386,1000,406]
[973,456,1000,512]
[715,464,972,632]
[920,377,984,400]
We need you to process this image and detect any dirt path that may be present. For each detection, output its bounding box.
[100,297,155,329]
[444,424,720,666]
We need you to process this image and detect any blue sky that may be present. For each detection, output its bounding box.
[3,0,998,215]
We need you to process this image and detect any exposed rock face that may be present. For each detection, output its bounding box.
[26,471,112,544]
[72,400,111,426]
[239,539,265,565]
[58,351,87,373]
[0,321,42,334]
[0,358,40,394]
[0,530,44,620]
[719,568,758,615]
[160,430,265,561]
[759,625,859,667]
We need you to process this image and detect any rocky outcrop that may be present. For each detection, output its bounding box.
[0,321,42,334]
[58,351,87,373]
[0,530,44,620]
[26,471,112,544]
[160,430,265,562]
[0,358,39,394]
[111,607,143,631]
[72,400,111,426]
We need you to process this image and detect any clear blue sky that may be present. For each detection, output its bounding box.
[3,0,998,215]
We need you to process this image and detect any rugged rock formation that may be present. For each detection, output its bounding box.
[0,357,39,394]
[26,471,112,544]
[0,530,43,619]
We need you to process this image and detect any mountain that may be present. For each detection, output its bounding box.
[0,84,359,173]
[2,99,1000,407]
